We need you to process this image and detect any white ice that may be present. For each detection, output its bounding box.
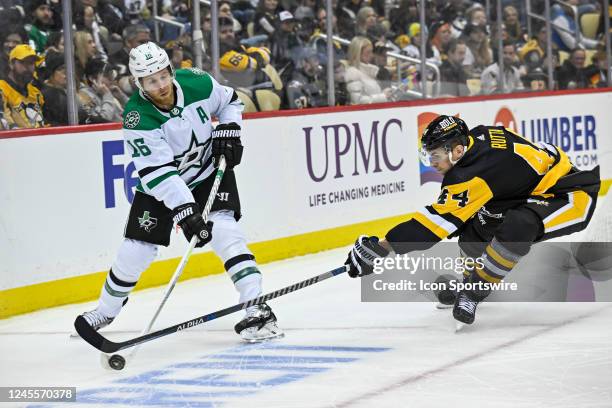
[1,246,611,408]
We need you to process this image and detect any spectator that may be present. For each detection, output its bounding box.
[522,66,548,91]
[87,0,126,37]
[556,47,589,89]
[551,0,599,51]
[334,60,350,106]
[584,50,608,88]
[44,30,64,54]
[165,41,192,70]
[310,7,344,63]
[74,3,109,59]
[503,5,524,45]
[108,24,150,78]
[355,6,377,37]
[439,38,469,96]
[399,23,439,87]
[270,11,302,71]
[373,40,393,88]
[40,51,87,125]
[0,25,28,80]
[231,0,256,28]
[429,21,452,65]
[465,3,487,27]
[344,36,392,104]
[124,0,148,25]
[401,22,423,58]
[390,0,418,37]
[337,0,365,38]
[0,44,45,128]
[480,42,524,94]
[285,47,326,109]
[78,57,124,123]
[74,31,98,79]
[461,23,492,78]
[24,0,54,53]
[440,0,474,38]
[253,0,282,37]
[294,0,316,21]
[218,17,273,88]
[219,1,243,34]
[519,23,553,71]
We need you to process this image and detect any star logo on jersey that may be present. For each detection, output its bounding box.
[175,131,210,174]
[138,211,158,232]
[124,111,140,129]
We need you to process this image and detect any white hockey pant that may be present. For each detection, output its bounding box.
[97,210,262,317]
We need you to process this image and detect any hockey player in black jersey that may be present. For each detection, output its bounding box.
[346,114,601,325]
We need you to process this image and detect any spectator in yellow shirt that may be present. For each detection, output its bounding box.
[0,44,46,129]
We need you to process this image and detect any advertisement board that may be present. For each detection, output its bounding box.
[1,89,610,317]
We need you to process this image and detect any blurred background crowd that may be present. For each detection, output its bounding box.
[0,0,610,129]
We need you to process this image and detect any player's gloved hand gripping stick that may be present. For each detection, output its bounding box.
[84,156,227,370]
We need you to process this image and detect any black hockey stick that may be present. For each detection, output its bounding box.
[75,264,349,353]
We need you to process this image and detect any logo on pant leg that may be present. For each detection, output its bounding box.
[138,211,158,232]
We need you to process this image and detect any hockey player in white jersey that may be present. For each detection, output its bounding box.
[77,42,282,342]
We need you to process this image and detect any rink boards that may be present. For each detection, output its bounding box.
[1,88,611,318]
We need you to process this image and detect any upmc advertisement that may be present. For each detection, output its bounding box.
[3,90,611,293]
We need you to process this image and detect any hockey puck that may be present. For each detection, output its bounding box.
[108,354,126,370]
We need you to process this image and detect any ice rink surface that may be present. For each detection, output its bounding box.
[1,246,611,408]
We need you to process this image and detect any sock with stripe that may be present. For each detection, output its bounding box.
[97,239,158,317]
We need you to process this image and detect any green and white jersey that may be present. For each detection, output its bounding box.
[122,68,243,210]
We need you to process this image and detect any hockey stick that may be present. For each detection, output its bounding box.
[75,264,349,353]
[108,157,227,365]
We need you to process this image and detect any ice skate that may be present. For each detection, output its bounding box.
[453,291,479,325]
[234,303,284,342]
[79,309,116,331]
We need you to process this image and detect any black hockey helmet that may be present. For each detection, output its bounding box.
[420,115,469,152]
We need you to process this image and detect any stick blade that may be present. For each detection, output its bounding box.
[74,315,122,353]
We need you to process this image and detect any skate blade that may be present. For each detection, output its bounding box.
[455,322,466,332]
[243,331,285,343]
[435,302,453,309]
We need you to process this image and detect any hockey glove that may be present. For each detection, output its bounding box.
[345,235,389,278]
[212,122,243,169]
[172,203,213,248]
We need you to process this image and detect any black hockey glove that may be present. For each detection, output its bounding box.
[345,235,389,278]
[172,203,213,248]
[211,122,243,169]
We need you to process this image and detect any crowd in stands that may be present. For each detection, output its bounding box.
[0,0,609,129]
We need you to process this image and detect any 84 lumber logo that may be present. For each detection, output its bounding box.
[138,211,158,232]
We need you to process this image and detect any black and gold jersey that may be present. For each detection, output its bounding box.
[0,78,45,129]
[220,46,271,72]
[387,125,578,251]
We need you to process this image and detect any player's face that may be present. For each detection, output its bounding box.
[427,147,452,174]
[141,69,174,105]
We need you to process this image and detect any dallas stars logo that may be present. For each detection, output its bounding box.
[138,211,158,232]
[175,131,210,174]
[124,111,140,129]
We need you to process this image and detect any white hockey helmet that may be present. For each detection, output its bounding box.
[128,41,174,92]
